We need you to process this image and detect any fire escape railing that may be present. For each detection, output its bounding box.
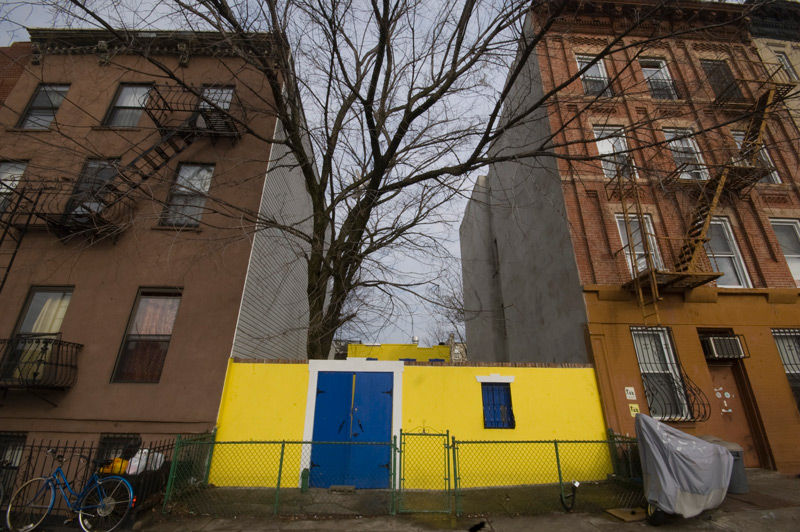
[0,335,82,390]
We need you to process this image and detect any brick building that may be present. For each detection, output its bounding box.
[461,0,800,473]
[0,29,311,457]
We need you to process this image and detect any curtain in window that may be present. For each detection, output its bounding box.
[113,294,180,382]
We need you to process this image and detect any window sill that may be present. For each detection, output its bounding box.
[6,127,54,133]
[151,225,203,233]
[91,126,144,132]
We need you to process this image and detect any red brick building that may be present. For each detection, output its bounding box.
[462,0,800,473]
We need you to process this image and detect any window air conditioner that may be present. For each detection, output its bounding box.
[701,336,744,359]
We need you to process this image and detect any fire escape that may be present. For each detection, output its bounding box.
[610,69,794,326]
[0,84,244,391]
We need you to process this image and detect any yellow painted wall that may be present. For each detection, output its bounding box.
[348,343,450,361]
[209,361,611,488]
[401,366,611,488]
[209,360,309,487]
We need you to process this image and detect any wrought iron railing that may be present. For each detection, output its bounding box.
[581,76,614,97]
[0,336,82,389]
[143,84,246,137]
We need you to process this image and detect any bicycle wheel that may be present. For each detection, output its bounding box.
[5,477,55,532]
[78,477,133,532]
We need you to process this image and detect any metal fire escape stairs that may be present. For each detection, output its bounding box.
[611,82,790,325]
[0,84,243,294]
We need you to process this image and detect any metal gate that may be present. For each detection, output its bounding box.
[397,430,450,513]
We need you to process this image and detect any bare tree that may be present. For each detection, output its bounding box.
[2,0,782,359]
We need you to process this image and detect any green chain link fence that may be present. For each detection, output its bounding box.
[161,432,644,517]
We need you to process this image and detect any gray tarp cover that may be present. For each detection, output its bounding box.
[636,414,733,517]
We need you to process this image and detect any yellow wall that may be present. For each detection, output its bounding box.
[209,361,611,488]
[210,360,309,487]
[348,343,450,361]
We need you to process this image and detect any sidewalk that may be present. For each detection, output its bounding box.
[46,469,800,532]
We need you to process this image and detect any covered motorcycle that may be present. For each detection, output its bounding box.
[635,414,733,522]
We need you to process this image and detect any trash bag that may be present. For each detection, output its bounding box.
[635,413,732,518]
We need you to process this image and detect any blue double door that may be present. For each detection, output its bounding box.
[310,371,393,488]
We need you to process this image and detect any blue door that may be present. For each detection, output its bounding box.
[310,371,392,488]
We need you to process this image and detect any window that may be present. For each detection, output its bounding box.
[770,220,800,284]
[0,288,72,381]
[731,131,780,184]
[199,86,234,110]
[0,432,26,496]
[663,129,708,180]
[576,55,613,97]
[700,60,744,102]
[481,383,515,428]
[105,84,151,127]
[65,160,119,220]
[631,327,689,421]
[705,218,751,288]
[0,162,26,214]
[640,59,679,99]
[616,214,663,276]
[111,290,181,383]
[771,329,800,412]
[98,434,141,462]
[593,126,633,179]
[18,84,69,130]
[160,164,214,227]
[775,52,799,82]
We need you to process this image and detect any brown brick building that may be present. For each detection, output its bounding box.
[0,29,311,458]
[462,0,800,473]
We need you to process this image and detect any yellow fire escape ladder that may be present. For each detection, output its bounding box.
[606,158,661,325]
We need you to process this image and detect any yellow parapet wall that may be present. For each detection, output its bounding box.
[210,360,611,489]
[348,343,451,361]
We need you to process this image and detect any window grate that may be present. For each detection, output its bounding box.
[631,327,710,422]
[772,329,800,412]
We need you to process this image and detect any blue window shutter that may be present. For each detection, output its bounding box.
[481,382,514,429]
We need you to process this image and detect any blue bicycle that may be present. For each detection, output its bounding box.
[5,449,134,532]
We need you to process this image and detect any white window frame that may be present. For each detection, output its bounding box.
[105,84,151,128]
[615,214,663,276]
[576,55,613,97]
[705,217,752,288]
[775,51,799,82]
[663,128,708,180]
[160,164,214,227]
[19,84,70,130]
[0,162,26,214]
[593,126,634,179]
[769,219,800,285]
[631,327,690,421]
[731,130,780,184]
[640,58,678,99]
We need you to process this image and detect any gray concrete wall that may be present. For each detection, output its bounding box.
[231,120,312,360]
[460,36,589,364]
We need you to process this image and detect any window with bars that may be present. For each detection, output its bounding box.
[663,129,708,180]
[98,433,142,462]
[18,84,70,130]
[577,55,614,97]
[481,383,515,429]
[700,60,744,103]
[631,327,691,421]
[0,432,26,497]
[771,329,800,412]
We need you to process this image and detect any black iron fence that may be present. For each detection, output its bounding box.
[0,436,176,516]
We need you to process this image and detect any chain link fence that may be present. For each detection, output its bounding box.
[163,438,397,517]
[161,433,644,518]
